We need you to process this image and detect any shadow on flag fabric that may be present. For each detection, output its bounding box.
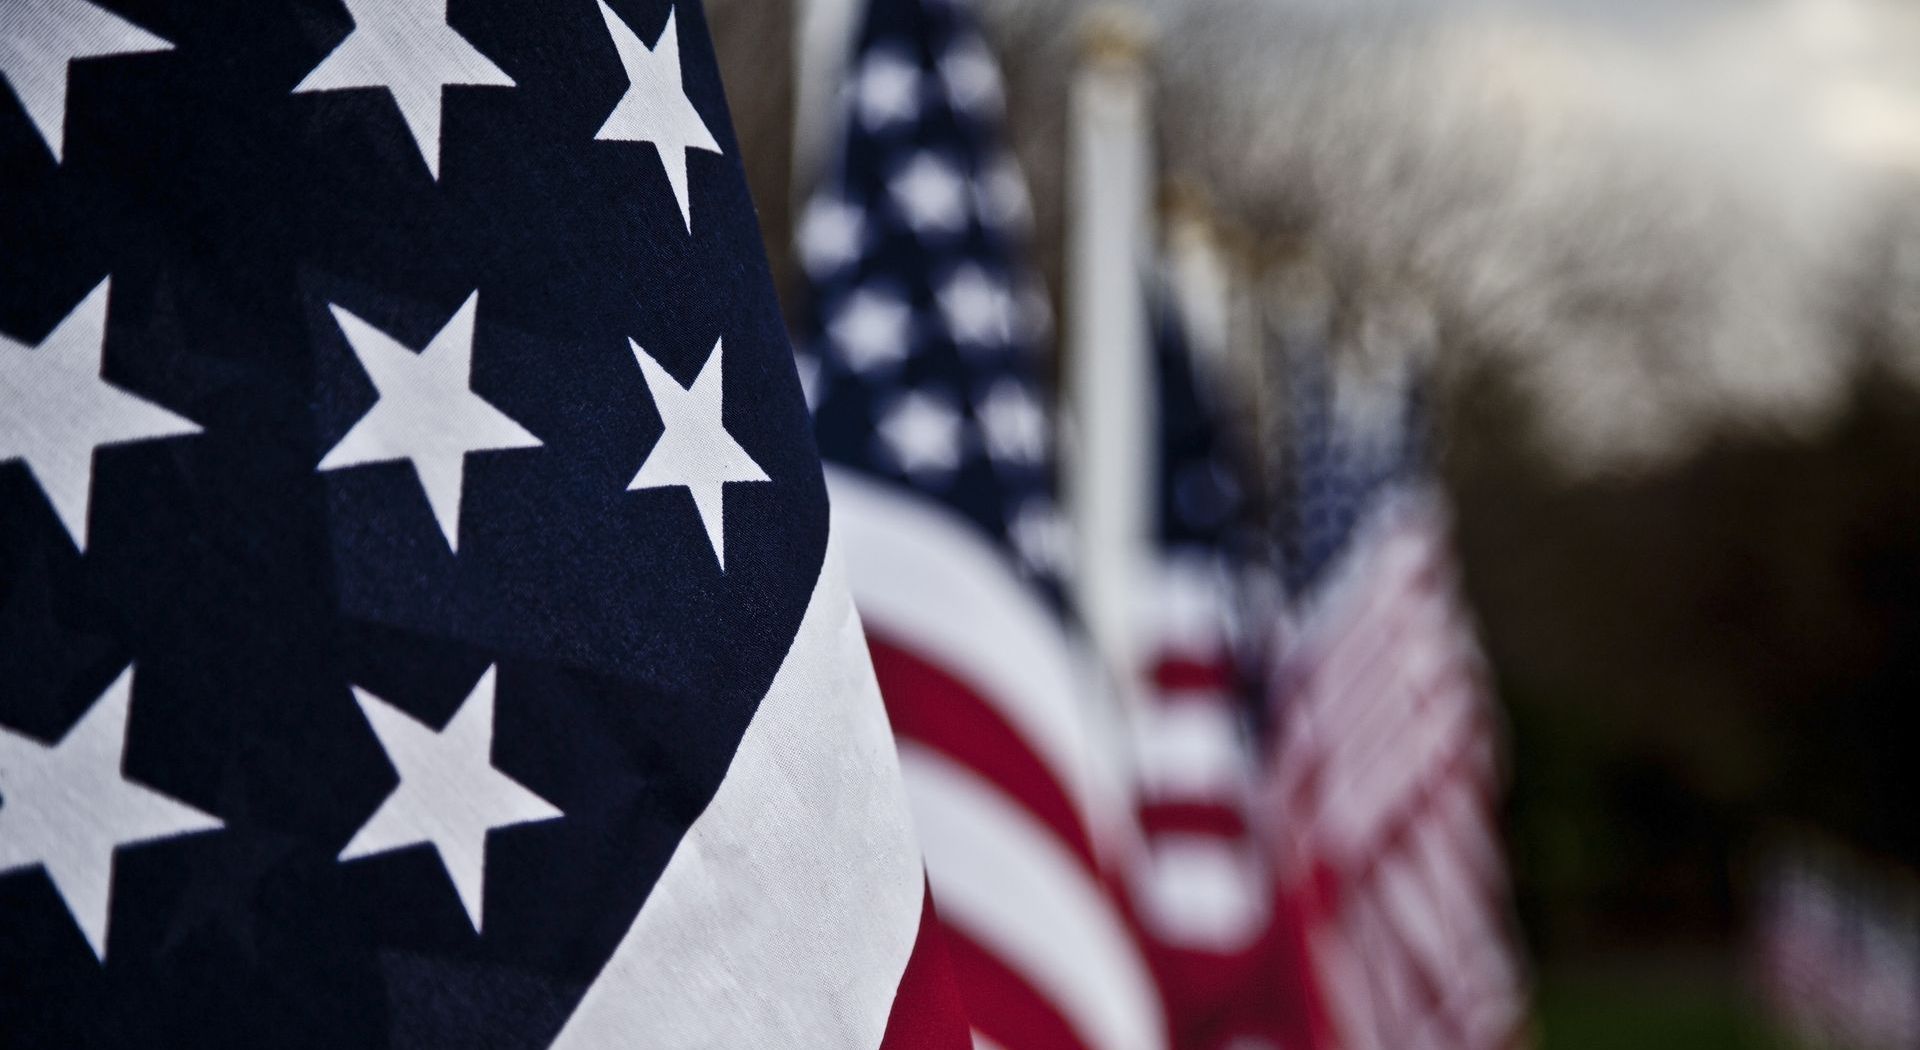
[1263,349,1529,1050]
[795,0,1165,1048]
[0,1,968,1046]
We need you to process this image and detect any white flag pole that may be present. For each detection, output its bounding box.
[1064,7,1156,697]
[793,0,863,208]
[1164,180,1234,369]
[1166,182,1269,472]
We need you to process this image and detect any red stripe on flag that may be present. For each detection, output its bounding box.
[880,883,975,1050]
[943,925,1096,1050]
[1153,657,1239,694]
[867,631,1098,871]
[1138,800,1248,840]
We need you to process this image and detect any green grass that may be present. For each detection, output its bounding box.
[1534,967,1800,1050]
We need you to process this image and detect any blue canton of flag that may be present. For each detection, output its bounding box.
[1276,348,1427,602]
[794,0,1064,587]
[0,1,961,1047]
[1150,289,1251,575]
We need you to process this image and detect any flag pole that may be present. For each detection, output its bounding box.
[1164,179,1233,369]
[1064,6,1157,701]
[792,0,862,208]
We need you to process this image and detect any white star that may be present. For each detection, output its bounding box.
[341,666,561,932]
[0,0,171,162]
[1008,498,1071,576]
[628,338,770,569]
[890,152,970,237]
[317,292,542,552]
[797,195,866,278]
[827,285,911,372]
[855,47,920,131]
[594,3,720,232]
[291,0,514,180]
[0,666,223,961]
[974,152,1033,235]
[878,390,964,478]
[0,278,200,552]
[976,379,1048,465]
[938,35,1002,117]
[938,263,1013,350]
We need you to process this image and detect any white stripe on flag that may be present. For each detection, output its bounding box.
[1131,833,1269,952]
[550,535,924,1049]
[1375,848,1454,995]
[1322,676,1475,864]
[1439,776,1504,886]
[1133,698,1248,801]
[900,744,1168,1050]
[1131,552,1237,658]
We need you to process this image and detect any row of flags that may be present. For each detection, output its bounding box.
[795,3,1531,1050]
[0,0,1525,1047]
[795,0,1159,1048]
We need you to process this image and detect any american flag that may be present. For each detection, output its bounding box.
[1129,285,1294,1050]
[1753,845,1920,1050]
[795,0,1165,1048]
[0,1,970,1046]
[1264,350,1528,1050]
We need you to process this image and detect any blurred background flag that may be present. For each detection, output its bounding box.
[1752,840,1920,1050]
[794,0,1166,1048]
[0,1,970,1046]
[1264,337,1529,1050]
[1128,277,1301,1050]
